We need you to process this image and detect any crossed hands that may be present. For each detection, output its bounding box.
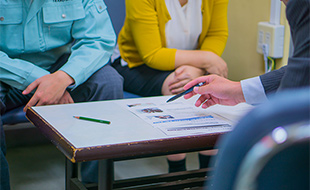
[183,75,245,108]
[22,71,75,112]
[203,52,228,78]
[168,65,205,94]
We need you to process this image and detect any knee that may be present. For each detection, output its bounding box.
[105,68,124,91]
[92,65,124,99]
[101,65,124,92]
[72,65,124,102]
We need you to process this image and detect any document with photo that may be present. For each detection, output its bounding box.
[117,96,233,136]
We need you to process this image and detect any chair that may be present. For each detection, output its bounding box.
[104,0,141,99]
[2,107,28,125]
[104,0,126,36]
[207,87,310,190]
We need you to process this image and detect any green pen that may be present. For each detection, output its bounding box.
[73,116,111,125]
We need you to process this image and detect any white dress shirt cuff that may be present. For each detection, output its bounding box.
[240,76,268,105]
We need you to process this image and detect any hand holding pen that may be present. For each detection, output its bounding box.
[166,82,206,103]
[183,75,245,109]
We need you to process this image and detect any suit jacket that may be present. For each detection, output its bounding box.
[260,0,310,94]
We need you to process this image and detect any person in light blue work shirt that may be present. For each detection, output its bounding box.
[0,0,124,189]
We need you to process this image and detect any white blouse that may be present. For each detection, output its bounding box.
[111,0,203,66]
[165,0,202,50]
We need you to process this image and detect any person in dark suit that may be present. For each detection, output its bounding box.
[183,0,309,108]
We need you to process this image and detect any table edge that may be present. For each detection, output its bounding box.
[26,108,78,162]
[26,107,224,163]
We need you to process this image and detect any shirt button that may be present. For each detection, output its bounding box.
[99,6,102,9]
[0,17,4,21]
[61,14,66,19]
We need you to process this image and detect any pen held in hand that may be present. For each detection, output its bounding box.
[166,82,206,103]
[73,116,111,125]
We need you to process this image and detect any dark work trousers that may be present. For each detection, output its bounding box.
[0,103,10,190]
[0,54,124,188]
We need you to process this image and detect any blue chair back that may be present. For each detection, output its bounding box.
[207,87,310,190]
[104,0,126,36]
[104,0,140,99]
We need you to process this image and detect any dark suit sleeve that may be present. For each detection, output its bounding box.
[259,67,286,95]
[278,57,310,90]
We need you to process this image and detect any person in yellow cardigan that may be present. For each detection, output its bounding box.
[111,0,229,172]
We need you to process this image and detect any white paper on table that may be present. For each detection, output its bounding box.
[117,96,235,136]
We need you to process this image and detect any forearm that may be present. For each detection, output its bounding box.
[0,51,50,90]
[175,50,213,69]
[60,0,116,88]
[175,50,228,77]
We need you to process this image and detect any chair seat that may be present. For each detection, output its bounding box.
[123,91,141,99]
[2,107,28,125]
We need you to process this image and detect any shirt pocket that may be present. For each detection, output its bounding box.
[42,1,85,48]
[0,4,23,52]
[94,0,107,13]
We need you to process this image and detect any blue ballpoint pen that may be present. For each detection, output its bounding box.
[166,82,206,103]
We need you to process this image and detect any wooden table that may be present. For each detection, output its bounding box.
[26,96,253,190]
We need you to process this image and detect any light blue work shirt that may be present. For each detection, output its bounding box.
[0,0,116,90]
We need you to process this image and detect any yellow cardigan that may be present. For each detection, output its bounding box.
[118,0,229,71]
